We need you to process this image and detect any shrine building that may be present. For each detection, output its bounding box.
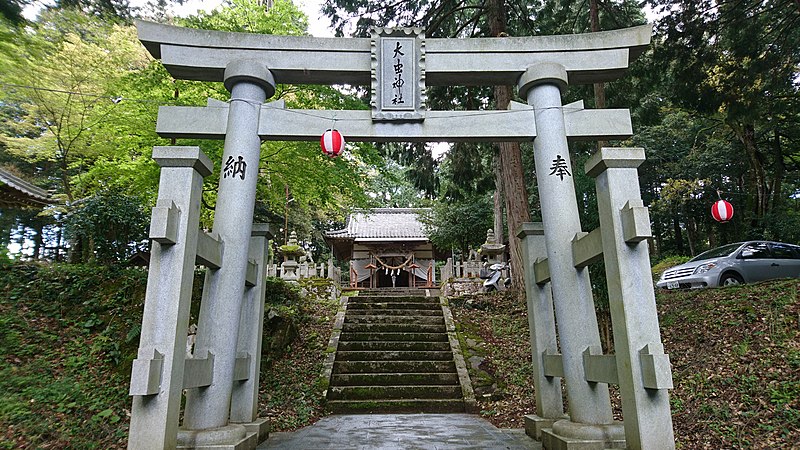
[325,208,442,288]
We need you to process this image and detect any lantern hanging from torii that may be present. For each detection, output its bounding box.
[320,129,345,158]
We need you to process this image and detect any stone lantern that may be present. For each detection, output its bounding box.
[479,228,506,264]
[279,231,305,282]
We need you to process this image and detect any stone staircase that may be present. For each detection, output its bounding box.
[326,290,469,413]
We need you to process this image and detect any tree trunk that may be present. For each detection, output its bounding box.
[493,152,505,259]
[32,223,43,260]
[488,0,530,291]
[497,137,531,290]
[708,221,717,248]
[686,215,697,256]
[731,122,768,224]
[770,128,784,211]
[55,224,63,262]
[589,0,607,151]
[673,216,684,255]
[653,215,663,259]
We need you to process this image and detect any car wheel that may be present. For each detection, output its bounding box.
[720,272,744,286]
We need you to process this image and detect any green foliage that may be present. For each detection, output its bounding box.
[639,0,800,254]
[278,244,305,256]
[1,0,389,261]
[63,189,149,263]
[420,194,493,256]
[263,276,303,306]
[173,0,386,237]
[0,262,346,445]
[179,0,308,35]
[0,263,148,448]
[366,160,432,208]
[0,11,150,202]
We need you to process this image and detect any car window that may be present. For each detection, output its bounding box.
[689,242,742,262]
[770,243,799,259]
[740,242,771,259]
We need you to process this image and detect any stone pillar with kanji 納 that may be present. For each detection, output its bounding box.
[181,60,275,444]
[519,63,623,448]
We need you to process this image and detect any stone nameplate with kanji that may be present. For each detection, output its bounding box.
[371,27,426,121]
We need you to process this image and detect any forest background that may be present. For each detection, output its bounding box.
[1,2,798,447]
[0,0,798,277]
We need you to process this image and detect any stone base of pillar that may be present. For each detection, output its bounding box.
[541,420,625,450]
[524,414,559,440]
[176,424,258,450]
[237,417,270,445]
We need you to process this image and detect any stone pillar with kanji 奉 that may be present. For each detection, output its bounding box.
[519,63,623,448]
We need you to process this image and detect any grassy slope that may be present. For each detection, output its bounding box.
[449,279,799,448]
[0,264,147,449]
[0,264,338,448]
[659,279,799,448]
[448,292,537,427]
[258,280,340,431]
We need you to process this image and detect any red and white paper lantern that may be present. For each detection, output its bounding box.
[711,199,734,223]
[320,129,345,158]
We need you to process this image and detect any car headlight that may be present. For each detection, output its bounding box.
[693,262,717,274]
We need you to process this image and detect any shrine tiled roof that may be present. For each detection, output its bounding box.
[0,169,53,209]
[325,208,430,242]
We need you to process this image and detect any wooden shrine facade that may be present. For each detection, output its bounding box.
[325,208,444,288]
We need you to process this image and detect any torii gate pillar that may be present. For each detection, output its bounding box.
[519,64,623,446]
[181,61,275,441]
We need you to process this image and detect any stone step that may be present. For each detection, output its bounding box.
[333,360,456,374]
[336,350,454,361]
[337,341,452,352]
[328,385,463,401]
[344,315,445,325]
[341,323,445,333]
[347,302,441,311]
[345,308,443,317]
[330,372,460,386]
[327,399,465,414]
[349,293,432,298]
[347,296,439,305]
[339,332,449,342]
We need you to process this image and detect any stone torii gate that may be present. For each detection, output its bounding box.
[130,20,674,450]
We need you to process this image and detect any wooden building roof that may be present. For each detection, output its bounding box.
[325,208,431,259]
[0,169,52,209]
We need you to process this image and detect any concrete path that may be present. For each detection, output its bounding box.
[257,414,541,450]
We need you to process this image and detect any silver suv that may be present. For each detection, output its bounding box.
[656,241,800,289]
